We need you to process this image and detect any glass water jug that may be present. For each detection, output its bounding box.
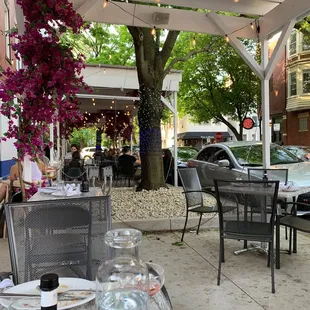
[96,229,149,310]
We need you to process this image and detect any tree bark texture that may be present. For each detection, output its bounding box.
[127,26,179,190]
[137,85,166,190]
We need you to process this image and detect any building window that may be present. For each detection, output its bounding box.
[299,116,308,132]
[302,34,310,52]
[4,2,10,61]
[289,31,297,56]
[269,75,274,91]
[289,72,297,96]
[303,70,310,94]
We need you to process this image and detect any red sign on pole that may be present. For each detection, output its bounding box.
[215,132,223,141]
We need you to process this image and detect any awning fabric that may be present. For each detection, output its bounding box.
[177,132,230,139]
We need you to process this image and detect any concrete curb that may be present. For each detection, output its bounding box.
[111,215,219,231]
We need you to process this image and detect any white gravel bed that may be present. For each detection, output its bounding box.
[110,187,217,220]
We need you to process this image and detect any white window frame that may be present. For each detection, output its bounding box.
[4,1,11,62]
[289,72,297,97]
[288,30,297,56]
[298,113,308,132]
[302,70,310,94]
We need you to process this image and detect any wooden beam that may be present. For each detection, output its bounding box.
[132,0,281,16]
[74,1,257,39]
[265,20,296,80]
[208,12,264,80]
[260,0,310,38]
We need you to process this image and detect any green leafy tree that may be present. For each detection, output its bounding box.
[63,23,135,65]
[69,127,96,148]
[176,33,260,141]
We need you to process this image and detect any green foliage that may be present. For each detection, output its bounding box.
[69,127,97,148]
[62,23,135,65]
[174,33,260,140]
[295,16,310,37]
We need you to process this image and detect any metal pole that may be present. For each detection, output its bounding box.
[49,123,54,163]
[56,121,61,181]
[261,39,271,168]
[173,92,178,186]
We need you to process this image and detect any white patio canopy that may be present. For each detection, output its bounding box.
[14,0,310,173]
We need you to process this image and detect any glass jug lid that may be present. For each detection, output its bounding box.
[105,229,143,249]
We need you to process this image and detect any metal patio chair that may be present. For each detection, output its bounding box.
[214,179,279,293]
[276,201,310,268]
[5,196,111,284]
[178,168,237,242]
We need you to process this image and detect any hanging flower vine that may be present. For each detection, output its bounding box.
[0,0,89,159]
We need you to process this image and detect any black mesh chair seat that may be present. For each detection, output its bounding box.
[225,221,272,241]
[214,179,280,294]
[275,202,310,269]
[31,234,87,256]
[5,196,111,284]
[280,216,310,232]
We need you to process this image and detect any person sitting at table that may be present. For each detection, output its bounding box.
[119,146,141,166]
[10,156,46,182]
[68,151,82,169]
[65,144,80,159]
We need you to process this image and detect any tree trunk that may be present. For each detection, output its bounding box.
[137,85,166,190]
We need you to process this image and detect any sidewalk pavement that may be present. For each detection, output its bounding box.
[1,228,310,310]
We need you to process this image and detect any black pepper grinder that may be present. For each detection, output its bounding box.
[40,273,59,310]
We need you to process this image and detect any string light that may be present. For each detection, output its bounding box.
[112,100,115,103]
[93,102,95,106]
[151,26,156,36]
[109,54,112,60]
[103,69,106,74]
[250,23,254,30]
[102,0,108,8]
[225,35,230,43]
[192,37,196,47]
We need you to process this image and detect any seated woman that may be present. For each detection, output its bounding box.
[68,151,82,169]
[10,156,46,182]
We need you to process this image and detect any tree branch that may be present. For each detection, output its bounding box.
[164,36,219,75]
[160,30,180,68]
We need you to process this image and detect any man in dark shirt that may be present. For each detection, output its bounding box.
[118,146,140,177]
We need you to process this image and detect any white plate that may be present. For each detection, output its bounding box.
[0,278,95,310]
[38,188,57,194]
[51,192,81,197]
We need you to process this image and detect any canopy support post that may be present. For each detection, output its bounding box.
[173,92,178,187]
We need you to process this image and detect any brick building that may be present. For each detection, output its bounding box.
[0,0,17,177]
[270,30,310,145]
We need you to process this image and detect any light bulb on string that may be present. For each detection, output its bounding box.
[151,26,156,36]
[225,35,230,43]
[192,37,196,47]
[102,0,108,8]
[250,23,254,30]
[109,55,112,60]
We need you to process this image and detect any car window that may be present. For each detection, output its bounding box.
[212,149,231,164]
[90,148,96,152]
[197,147,220,162]
[229,144,302,166]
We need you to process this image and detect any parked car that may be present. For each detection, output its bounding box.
[167,146,198,168]
[187,141,310,188]
[81,146,104,159]
[283,145,310,161]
